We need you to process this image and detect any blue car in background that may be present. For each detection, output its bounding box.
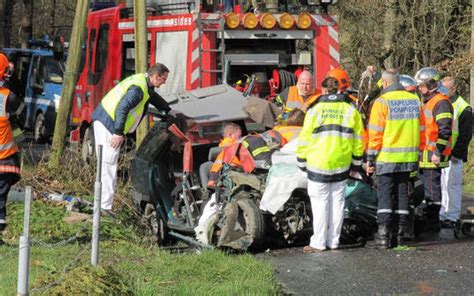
[2,47,65,143]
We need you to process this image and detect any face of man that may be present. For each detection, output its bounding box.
[442,80,456,97]
[297,75,314,96]
[150,72,168,88]
[417,83,429,96]
[229,129,242,141]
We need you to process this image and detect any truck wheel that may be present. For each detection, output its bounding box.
[81,126,95,163]
[34,113,47,144]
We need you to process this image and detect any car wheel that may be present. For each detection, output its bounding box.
[34,113,47,144]
[143,203,171,245]
[81,126,95,163]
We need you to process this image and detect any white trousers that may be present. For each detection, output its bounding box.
[93,121,121,210]
[440,157,463,221]
[307,179,346,250]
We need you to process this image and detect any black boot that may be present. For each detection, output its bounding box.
[366,224,390,249]
[397,224,411,246]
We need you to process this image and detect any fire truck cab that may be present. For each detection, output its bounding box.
[71,0,340,154]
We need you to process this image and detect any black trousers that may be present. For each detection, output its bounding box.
[0,173,20,221]
[421,168,442,222]
[376,172,410,226]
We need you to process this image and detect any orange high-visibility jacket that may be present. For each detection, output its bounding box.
[0,87,20,174]
[420,92,453,168]
[285,86,321,112]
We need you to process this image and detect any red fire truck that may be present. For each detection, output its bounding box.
[70,0,340,154]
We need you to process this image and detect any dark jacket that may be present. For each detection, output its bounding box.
[451,94,472,162]
[92,79,171,135]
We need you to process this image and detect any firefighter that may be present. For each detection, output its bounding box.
[399,74,418,94]
[297,77,365,252]
[276,70,321,120]
[364,70,423,249]
[415,67,453,233]
[202,123,242,188]
[439,76,472,228]
[207,108,305,188]
[0,53,24,233]
[91,63,173,215]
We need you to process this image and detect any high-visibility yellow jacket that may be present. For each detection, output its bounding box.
[366,84,423,175]
[296,93,365,183]
[101,73,150,134]
[451,95,470,149]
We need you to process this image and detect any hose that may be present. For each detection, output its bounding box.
[277,69,297,92]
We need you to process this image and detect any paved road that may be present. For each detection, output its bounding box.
[261,199,474,295]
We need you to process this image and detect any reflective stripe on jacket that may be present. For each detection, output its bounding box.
[420,92,453,168]
[451,95,470,149]
[100,73,150,134]
[0,87,19,166]
[367,84,422,175]
[296,93,365,183]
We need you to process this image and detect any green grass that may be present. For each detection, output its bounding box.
[0,158,279,295]
[462,141,474,194]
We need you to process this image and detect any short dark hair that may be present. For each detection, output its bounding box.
[285,108,306,126]
[148,63,169,76]
[321,77,339,94]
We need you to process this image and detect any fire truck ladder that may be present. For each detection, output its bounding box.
[197,12,225,87]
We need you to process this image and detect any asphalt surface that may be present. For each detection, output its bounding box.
[260,198,474,295]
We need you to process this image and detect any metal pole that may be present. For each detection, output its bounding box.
[17,186,32,296]
[91,145,102,266]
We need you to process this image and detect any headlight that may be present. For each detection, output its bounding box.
[279,13,295,29]
[242,13,258,29]
[260,13,276,29]
[297,12,312,29]
[225,12,240,29]
[54,94,61,110]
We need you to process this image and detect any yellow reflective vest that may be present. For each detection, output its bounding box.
[296,93,365,182]
[451,95,470,149]
[367,86,422,175]
[100,73,150,134]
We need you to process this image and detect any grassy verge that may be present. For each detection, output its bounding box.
[0,155,279,295]
[463,141,474,194]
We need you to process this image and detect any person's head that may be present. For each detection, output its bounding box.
[414,67,440,96]
[326,67,350,91]
[0,53,10,81]
[381,69,399,89]
[296,70,315,96]
[441,76,457,98]
[148,63,169,88]
[222,122,242,141]
[284,108,306,126]
[399,74,417,93]
[321,77,339,95]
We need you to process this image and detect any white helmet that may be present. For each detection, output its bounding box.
[399,74,417,93]
[414,67,440,90]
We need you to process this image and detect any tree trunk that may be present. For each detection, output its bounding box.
[382,0,397,69]
[471,0,474,105]
[134,0,149,149]
[49,0,90,169]
[0,0,6,48]
[20,0,33,48]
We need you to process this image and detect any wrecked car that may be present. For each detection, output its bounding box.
[130,84,379,250]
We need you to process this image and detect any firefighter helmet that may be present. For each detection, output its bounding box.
[414,67,440,90]
[0,53,9,80]
[326,67,351,91]
[399,74,417,93]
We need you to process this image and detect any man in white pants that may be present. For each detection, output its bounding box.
[297,76,365,252]
[439,77,472,227]
[91,63,172,214]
